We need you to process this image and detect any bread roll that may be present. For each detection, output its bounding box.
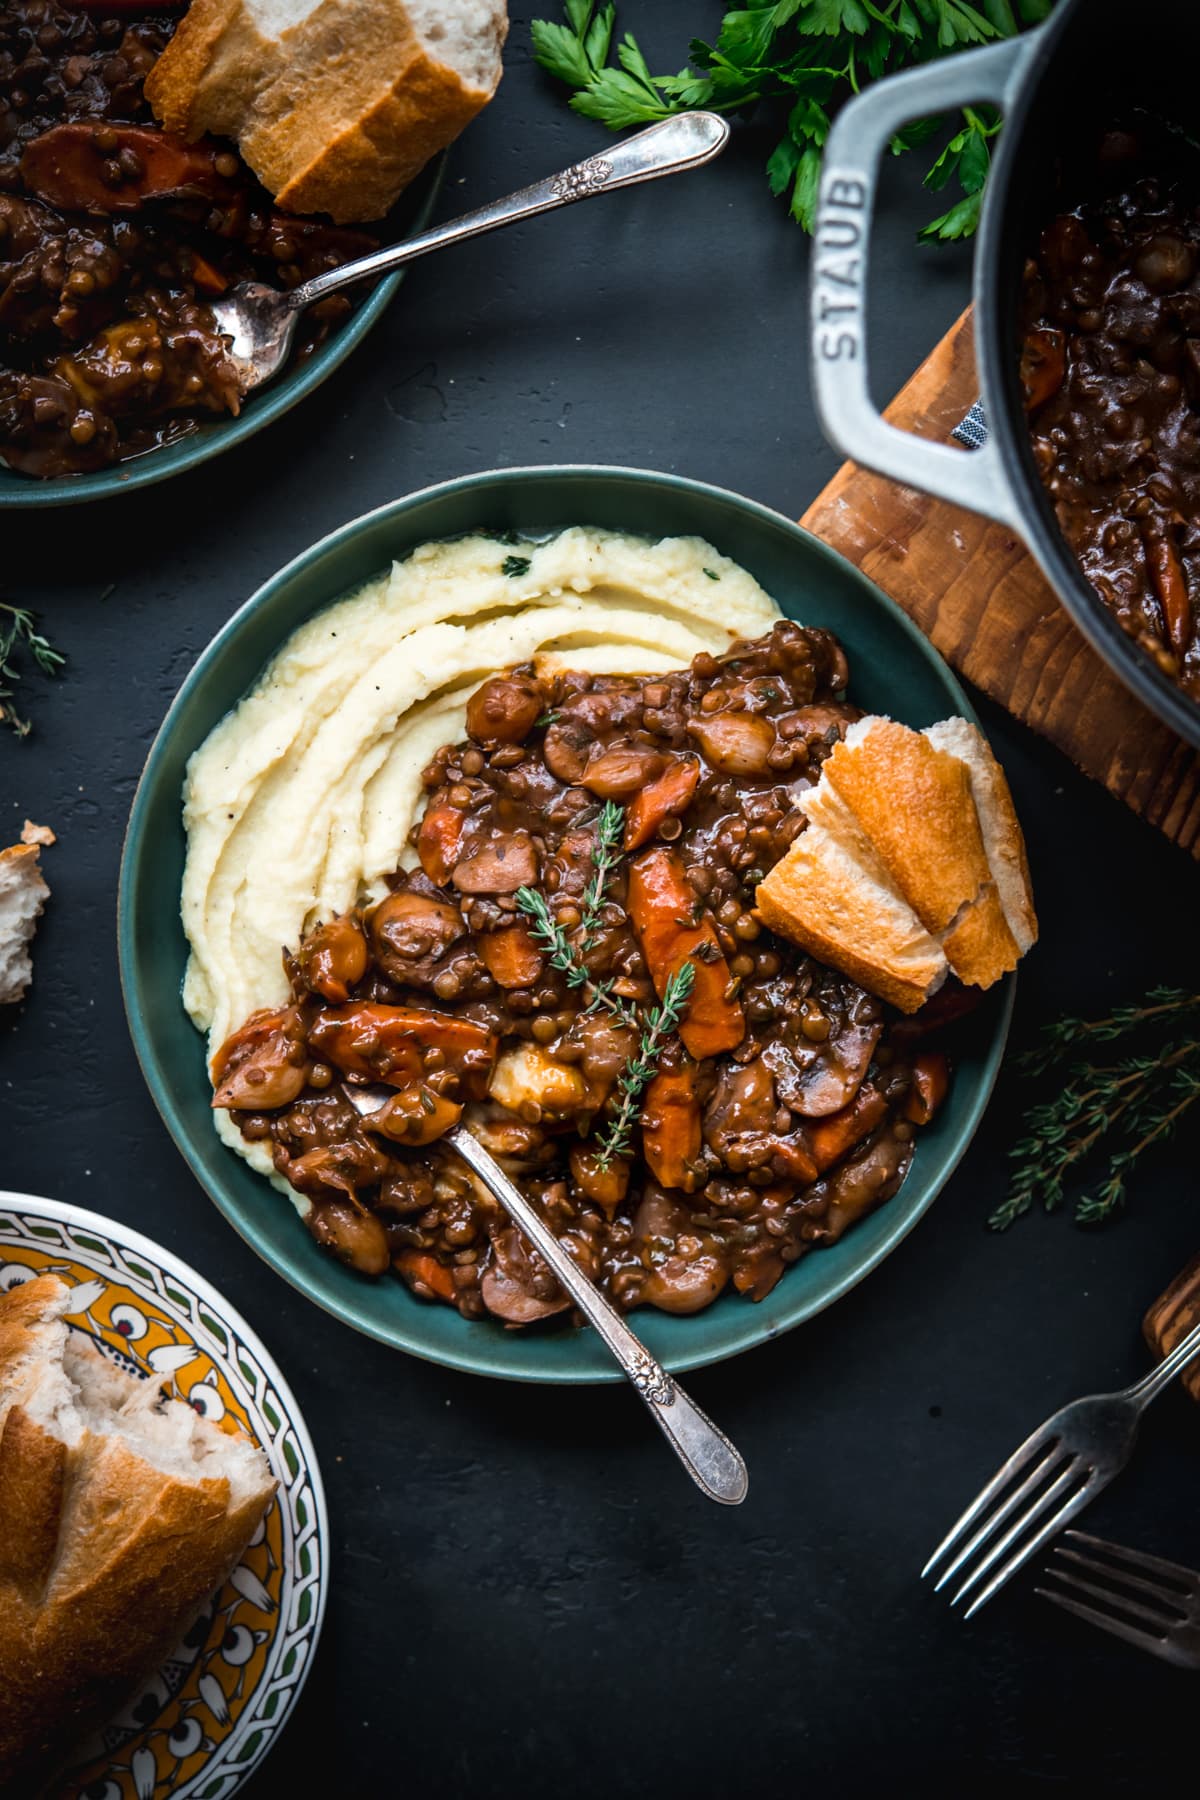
[147,0,509,223]
[0,1276,276,1794]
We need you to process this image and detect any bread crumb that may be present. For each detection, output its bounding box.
[21,820,55,847]
[0,842,50,1005]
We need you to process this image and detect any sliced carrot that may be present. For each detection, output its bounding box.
[19,125,235,214]
[309,1002,496,1095]
[417,804,465,885]
[1019,326,1066,411]
[479,924,543,989]
[1146,536,1192,657]
[394,1250,457,1304]
[623,756,700,852]
[807,1087,888,1173]
[189,249,228,294]
[626,847,744,1060]
[641,1064,702,1189]
[905,1052,950,1126]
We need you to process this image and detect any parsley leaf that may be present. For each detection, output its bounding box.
[531,0,1054,238]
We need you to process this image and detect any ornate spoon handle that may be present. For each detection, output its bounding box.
[296,112,731,308]
[447,1125,749,1506]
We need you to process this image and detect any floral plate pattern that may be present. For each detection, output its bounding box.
[0,1193,328,1800]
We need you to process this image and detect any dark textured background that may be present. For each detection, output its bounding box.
[2,7,1198,1794]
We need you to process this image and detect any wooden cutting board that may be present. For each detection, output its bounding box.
[800,307,1200,859]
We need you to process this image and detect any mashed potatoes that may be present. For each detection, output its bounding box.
[181,527,781,1183]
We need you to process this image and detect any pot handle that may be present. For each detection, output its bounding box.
[810,35,1041,530]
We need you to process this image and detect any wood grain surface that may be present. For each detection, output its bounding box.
[801,307,1200,857]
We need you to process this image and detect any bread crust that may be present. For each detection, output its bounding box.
[0,1276,276,1794]
[0,841,50,1006]
[755,824,947,1015]
[822,720,990,934]
[147,0,508,223]
[924,718,1038,955]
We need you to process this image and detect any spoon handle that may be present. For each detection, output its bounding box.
[446,1126,748,1506]
[295,112,731,308]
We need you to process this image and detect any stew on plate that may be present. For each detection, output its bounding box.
[211,621,956,1326]
[0,0,373,477]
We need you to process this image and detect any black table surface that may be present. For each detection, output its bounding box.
[3,10,1198,1795]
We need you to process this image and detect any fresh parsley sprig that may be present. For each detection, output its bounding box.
[992,989,1200,1230]
[595,959,696,1169]
[531,0,1053,238]
[0,602,65,741]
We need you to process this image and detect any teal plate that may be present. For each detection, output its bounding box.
[0,160,443,510]
[119,467,1013,1383]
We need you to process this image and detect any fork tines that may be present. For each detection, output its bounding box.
[1036,1531,1198,1666]
[921,1410,1099,1618]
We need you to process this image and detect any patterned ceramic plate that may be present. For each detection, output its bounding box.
[0,1192,328,1800]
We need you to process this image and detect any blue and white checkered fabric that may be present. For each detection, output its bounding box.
[952,399,988,449]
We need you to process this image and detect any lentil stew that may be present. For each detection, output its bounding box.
[211,619,954,1327]
[0,0,374,478]
[1020,117,1200,700]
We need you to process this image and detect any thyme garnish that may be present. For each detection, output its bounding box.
[580,799,624,949]
[515,801,636,1024]
[0,603,65,741]
[595,960,695,1170]
[992,987,1200,1230]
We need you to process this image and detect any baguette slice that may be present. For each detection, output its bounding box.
[0,842,49,1006]
[0,1276,276,1795]
[147,0,509,223]
[820,717,1021,990]
[755,822,948,1015]
[924,718,1038,956]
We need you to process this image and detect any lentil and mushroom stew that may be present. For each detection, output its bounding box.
[211,621,952,1324]
[1020,118,1200,699]
[0,0,374,477]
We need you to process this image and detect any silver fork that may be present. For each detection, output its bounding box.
[922,1318,1200,1617]
[1037,1531,1200,1668]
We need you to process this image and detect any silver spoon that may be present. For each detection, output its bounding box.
[345,1089,748,1505]
[213,111,731,395]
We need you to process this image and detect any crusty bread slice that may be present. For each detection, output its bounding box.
[0,1276,276,1795]
[755,823,948,1015]
[924,718,1038,955]
[820,717,1022,990]
[757,713,1035,1006]
[147,0,509,223]
[0,842,49,1006]
[823,718,992,935]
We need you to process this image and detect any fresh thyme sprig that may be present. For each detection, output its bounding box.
[1016,986,1200,1077]
[0,602,65,741]
[580,799,624,949]
[595,959,695,1170]
[992,989,1200,1230]
[515,801,636,1024]
[515,884,589,988]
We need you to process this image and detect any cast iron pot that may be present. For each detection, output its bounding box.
[808,1,1200,750]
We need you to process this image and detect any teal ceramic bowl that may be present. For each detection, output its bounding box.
[119,466,1013,1382]
[0,163,442,510]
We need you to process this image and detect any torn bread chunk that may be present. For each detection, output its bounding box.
[0,1275,276,1795]
[757,714,1036,1007]
[820,717,1021,990]
[755,823,948,1015]
[924,718,1038,956]
[147,0,509,224]
[0,842,49,1005]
